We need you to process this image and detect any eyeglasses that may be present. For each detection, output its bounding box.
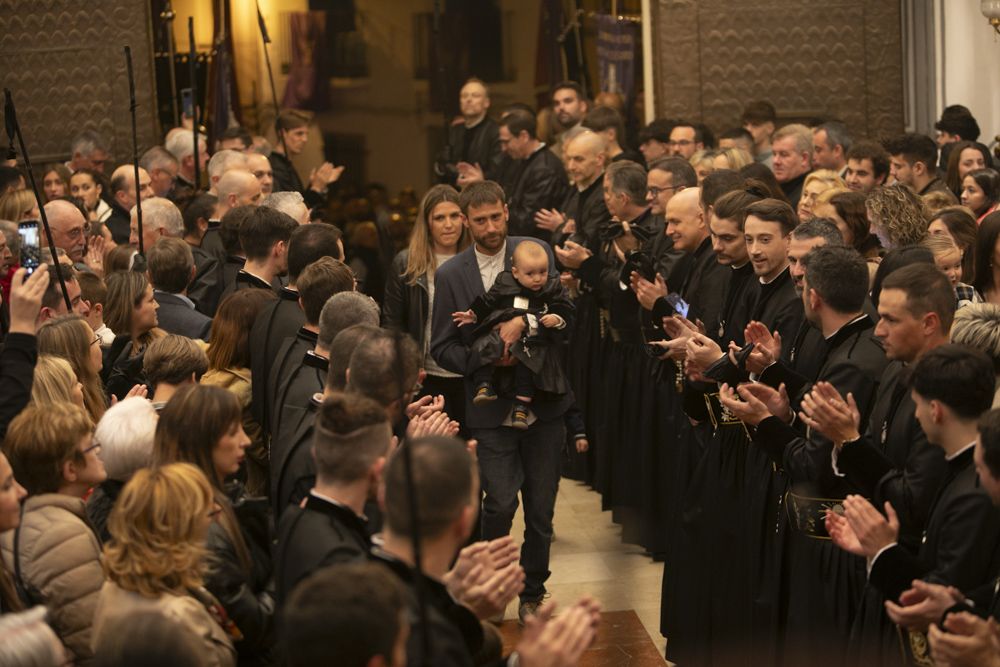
[647,185,684,197]
[82,441,101,455]
[91,333,102,346]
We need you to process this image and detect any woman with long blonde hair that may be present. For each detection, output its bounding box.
[90,463,237,667]
[31,355,84,408]
[36,315,107,422]
[383,184,470,424]
[0,189,40,222]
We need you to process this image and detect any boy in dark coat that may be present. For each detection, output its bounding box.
[452,240,573,428]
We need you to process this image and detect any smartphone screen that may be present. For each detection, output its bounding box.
[181,87,194,119]
[666,293,690,318]
[18,220,40,276]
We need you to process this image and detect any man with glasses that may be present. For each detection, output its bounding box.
[668,121,705,159]
[41,200,88,265]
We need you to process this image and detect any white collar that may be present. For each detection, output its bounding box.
[945,440,977,461]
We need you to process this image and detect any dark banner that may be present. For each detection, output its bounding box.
[595,13,637,100]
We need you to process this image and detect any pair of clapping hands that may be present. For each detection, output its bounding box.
[444,536,602,667]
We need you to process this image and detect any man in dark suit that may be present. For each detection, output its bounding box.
[220,206,296,299]
[146,237,212,340]
[274,392,391,606]
[430,180,572,623]
[249,222,343,438]
[497,110,570,242]
[438,78,503,186]
[825,347,1000,665]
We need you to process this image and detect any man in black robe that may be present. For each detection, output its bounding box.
[797,263,957,663]
[249,223,343,438]
[268,259,356,443]
[719,245,889,667]
[274,392,390,605]
[438,78,502,186]
[536,130,610,249]
[273,291,378,446]
[220,206,296,299]
[498,109,569,242]
[824,346,1000,666]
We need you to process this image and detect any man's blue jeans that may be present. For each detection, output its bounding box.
[471,417,565,602]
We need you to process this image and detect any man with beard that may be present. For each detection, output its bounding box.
[431,180,571,624]
[551,81,589,157]
[844,140,891,195]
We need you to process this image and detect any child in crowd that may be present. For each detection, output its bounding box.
[923,234,982,307]
[452,240,572,428]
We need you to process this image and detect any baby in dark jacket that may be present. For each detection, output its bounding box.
[452,240,573,428]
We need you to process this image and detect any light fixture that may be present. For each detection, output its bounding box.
[983,0,1000,36]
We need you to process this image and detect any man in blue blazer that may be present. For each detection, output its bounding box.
[431,180,573,623]
[147,237,213,341]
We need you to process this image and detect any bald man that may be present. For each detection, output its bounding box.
[438,78,503,186]
[106,165,153,244]
[42,200,88,264]
[198,170,262,266]
[216,170,262,220]
[535,130,610,248]
[247,153,274,196]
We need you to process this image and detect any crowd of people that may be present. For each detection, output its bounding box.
[1,75,1000,667]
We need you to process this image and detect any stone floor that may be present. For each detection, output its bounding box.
[496,479,668,665]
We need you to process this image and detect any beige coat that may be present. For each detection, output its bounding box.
[201,366,268,494]
[91,581,236,667]
[0,494,104,664]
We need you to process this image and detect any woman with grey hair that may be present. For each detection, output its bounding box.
[951,303,1000,407]
[85,396,158,543]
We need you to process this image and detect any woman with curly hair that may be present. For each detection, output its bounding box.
[90,463,237,667]
[865,183,930,250]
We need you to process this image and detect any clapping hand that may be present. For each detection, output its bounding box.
[685,332,724,373]
[740,322,782,374]
[630,272,668,311]
[535,209,566,232]
[885,580,965,632]
[405,394,444,419]
[309,162,344,191]
[456,162,484,187]
[929,612,1000,667]
[444,537,525,620]
[554,241,591,270]
[799,381,861,446]
[516,596,602,667]
[827,495,899,559]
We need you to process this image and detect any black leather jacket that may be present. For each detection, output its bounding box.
[205,482,276,666]
[382,249,430,350]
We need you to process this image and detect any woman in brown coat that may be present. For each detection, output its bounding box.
[90,462,237,667]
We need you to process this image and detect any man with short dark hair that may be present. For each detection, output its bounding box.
[844,140,890,194]
[282,562,409,667]
[826,346,1000,666]
[884,133,953,198]
[221,206,297,296]
[668,121,704,159]
[431,180,571,623]
[935,105,981,171]
[582,105,641,163]
[638,118,676,164]
[718,127,755,154]
[741,100,777,167]
[217,126,253,152]
[249,222,344,437]
[147,237,212,340]
[275,391,392,604]
[142,334,208,407]
[498,110,569,240]
[812,121,852,175]
[38,267,88,324]
[551,80,588,133]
